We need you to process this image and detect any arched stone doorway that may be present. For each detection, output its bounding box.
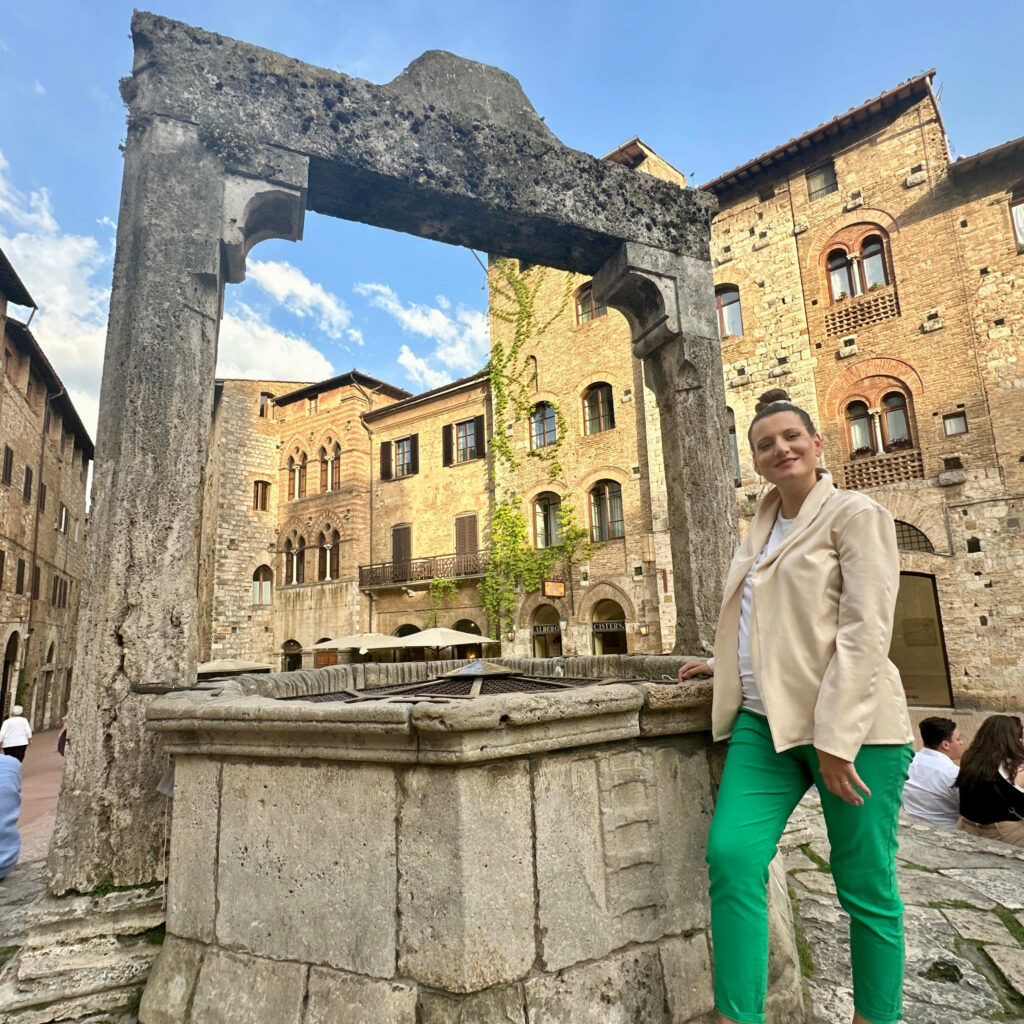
[451,619,483,660]
[532,605,563,659]
[1,634,18,718]
[592,599,627,656]
[394,623,421,662]
[281,639,302,673]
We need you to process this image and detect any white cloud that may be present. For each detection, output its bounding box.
[32,80,45,96]
[0,151,58,233]
[247,259,353,340]
[217,302,335,381]
[346,327,365,347]
[397,344,449,391]
[353,282,488,389]
[435,294,451,309]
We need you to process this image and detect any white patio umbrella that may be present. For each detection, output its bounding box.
[390,626,497,649]
[197,659,273,677]
[310,633,397,652]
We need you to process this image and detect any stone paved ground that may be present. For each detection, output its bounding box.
[782,794,1024,1024]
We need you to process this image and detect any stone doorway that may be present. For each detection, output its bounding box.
[0,633,17,718]
[532,604,564,658]
[591,599,628,655]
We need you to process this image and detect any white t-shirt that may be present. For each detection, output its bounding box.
[0,716,32,748]
[737,512,795,716]
[902,747,960,828]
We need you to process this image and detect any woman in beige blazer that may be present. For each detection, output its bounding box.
[679,389,913,1024]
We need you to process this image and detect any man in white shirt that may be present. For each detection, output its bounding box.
[0,706,32,763]
[902,717,963,828]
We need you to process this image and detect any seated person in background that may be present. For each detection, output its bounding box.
[902,716,963,828]
[0,753,21,879]
[956,714,1024,848]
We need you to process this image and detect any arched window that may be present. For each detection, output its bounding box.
[828,249,856,301]
[283,538,294,585]
[583,383,615,435]
[319,448,330,493]
[252,565,273,604]
[881,391,911,450]
[846,400,874,455]
[715,286,743,338]
[861,235,888,290]
[727,408,741,487]
[574,283,606,325]
[317,528,341,581]
[331,444,341,490]
[530,402,558,449]
[534,492,562,548]
[589,480,625,542]
[289,453,307,499]
[894,522,934,553]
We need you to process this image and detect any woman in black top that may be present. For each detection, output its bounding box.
[956,714,1024,848]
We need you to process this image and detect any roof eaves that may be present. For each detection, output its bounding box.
[701,70,936,196]
[363,369,489,422]
[0,247,36,309]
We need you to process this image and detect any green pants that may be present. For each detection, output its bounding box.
[707,709,912,1024]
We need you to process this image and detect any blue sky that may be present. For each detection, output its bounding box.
[0,0,1021,437]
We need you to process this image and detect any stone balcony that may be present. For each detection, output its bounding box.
[358,551,488,589]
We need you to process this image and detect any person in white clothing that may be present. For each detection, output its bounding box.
[902,717,963,828]
[0,706,32,763]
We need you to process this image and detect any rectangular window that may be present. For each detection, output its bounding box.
[395,437,412,477]
[51,574,59,606]
[456,419,479,462]
[15,559,25,595]
[1012,198,1024,251]
[943,411,968,437]
[308,395,318,416]
[31,566,40,600]
[38,481,46,512]
[455,513,478,557]
[58,503,69,533]
[22,466,32,501]
[258,392,273,418]
[0,550,4,587]
[253,480,270,511]
[391,524,412,582]
[2,446,12,485]
[806,162,838,201]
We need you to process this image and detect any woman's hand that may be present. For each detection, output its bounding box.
[677,660,713,683]
[815,748,871,806]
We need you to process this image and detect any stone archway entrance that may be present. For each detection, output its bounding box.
[0,634,18,718]
[49,12,735,895]
[532,604,564,659]
[591,599,628,656]
[281,639,302,673]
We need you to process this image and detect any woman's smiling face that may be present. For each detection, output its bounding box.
[749,411,823,488]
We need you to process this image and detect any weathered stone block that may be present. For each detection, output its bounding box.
[139,936,203,1024]
[398,761,534,991]
[524,945,668,1023]
[534,738,712,972]
[418,984,526,1023]
[166,756,219,941]
[304,967,417,1024]
[660,933,714,1022]
[190,948,305,1024]
[217,761,397,976]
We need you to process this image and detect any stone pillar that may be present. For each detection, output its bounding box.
[593,243,737,654]
[46,111,307,894]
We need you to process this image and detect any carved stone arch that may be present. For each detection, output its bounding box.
[804,208,901,275]
[311,427,340,454]
[515,590,569,631]
[572,369,625,396]
[522,482,565,507]
[577,466,629,494]
[869,492,948,556]
[577,581,636,624]
[825,357,924,422]
[243,551,276,581]
[280,436,311,470]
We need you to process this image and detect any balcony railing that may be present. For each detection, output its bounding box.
[843,448,924,490]
[359,551,489,589]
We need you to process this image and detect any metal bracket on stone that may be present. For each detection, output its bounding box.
[592,242,716,361]
[220,150,309,284]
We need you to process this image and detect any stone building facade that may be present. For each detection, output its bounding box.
[0,247,93,729]
[205,72,1022,709]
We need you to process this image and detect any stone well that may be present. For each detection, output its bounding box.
[140,659,802,1023]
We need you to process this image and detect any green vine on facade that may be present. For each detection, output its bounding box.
[480,259,594,636]
[427,576,457,627]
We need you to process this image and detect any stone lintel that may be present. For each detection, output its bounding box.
[147,680,712,765]
[127,12,715,273]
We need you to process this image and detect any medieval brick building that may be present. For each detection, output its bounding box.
[202,71,1023,710]
[0,247,93,728]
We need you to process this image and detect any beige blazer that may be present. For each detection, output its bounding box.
[708,471,913,762]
